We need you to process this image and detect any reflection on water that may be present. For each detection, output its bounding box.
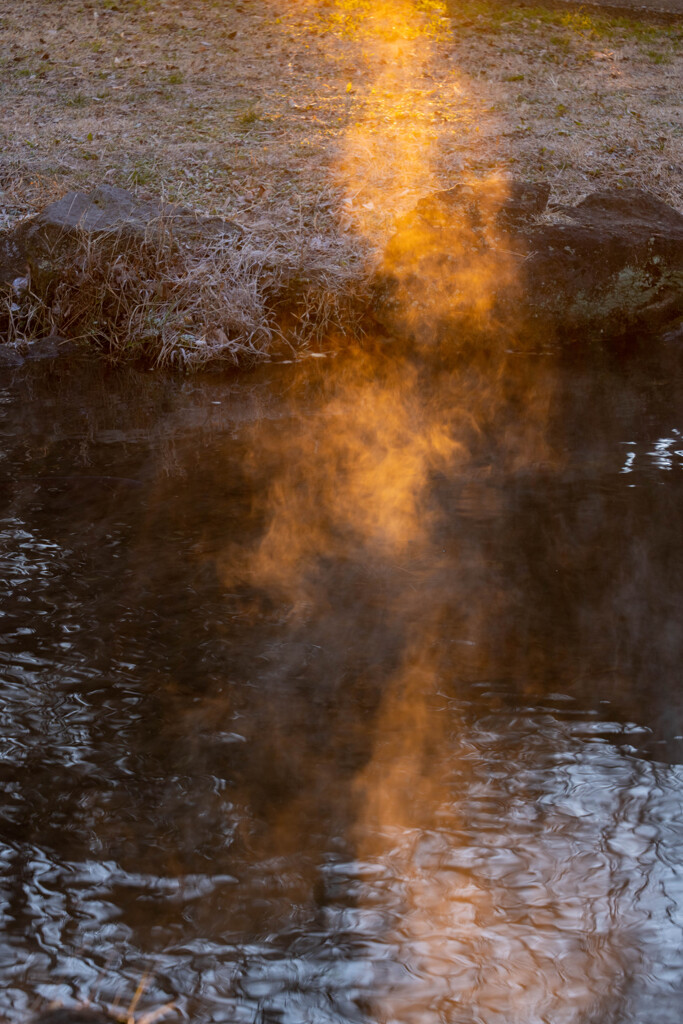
[1,347,683,1024]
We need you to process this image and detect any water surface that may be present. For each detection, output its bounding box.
[1,345,683,1024]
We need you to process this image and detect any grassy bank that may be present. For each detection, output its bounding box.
[0,0,681,364]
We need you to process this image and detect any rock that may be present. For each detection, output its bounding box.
[415,179,551,229]
[18,184,241,248]
[522,189,683,338]
[23,335,66,361]
[0,184,242,292]
[0,334,81,368]
[378,181,683,347]
[0,346,24,368]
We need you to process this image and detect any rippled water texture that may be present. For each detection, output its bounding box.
[2,345,683,1024]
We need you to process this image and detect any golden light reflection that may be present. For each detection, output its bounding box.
[350,625,632,1024]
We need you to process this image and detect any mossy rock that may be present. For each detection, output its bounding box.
[377,183,683,348]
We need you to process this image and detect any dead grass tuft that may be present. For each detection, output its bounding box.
[1,214,371,367]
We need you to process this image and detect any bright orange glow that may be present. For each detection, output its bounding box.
[220,353,464,609]
[321,0,519,344]
[332,0,454,243]
[214,5,586,1019]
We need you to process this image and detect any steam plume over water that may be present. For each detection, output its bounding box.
[1,3,683,1022]
[2,345,683,1021]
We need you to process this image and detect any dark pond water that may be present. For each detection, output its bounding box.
[1,342,683,1024]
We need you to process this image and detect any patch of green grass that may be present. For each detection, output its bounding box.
[548,33,574,55]
[236,104,261,128]
[645,48,671,64]
[127,159,156,186]
[66,91,89,107]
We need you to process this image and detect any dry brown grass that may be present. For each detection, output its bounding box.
[1,214,369,366]
[0,0,680,362]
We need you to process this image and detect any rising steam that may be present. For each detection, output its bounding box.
[213,2,617,1021]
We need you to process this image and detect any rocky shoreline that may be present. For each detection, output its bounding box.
[377,180,683,349]
[0,181,681,369]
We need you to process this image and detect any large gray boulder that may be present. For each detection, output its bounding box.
[377,181,683,346]
[523,189,683,337]
[0,184,241,290]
